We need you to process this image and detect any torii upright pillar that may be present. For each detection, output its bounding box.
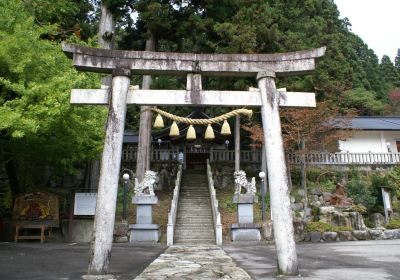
[258,71,298,275]
[87,69,131,276]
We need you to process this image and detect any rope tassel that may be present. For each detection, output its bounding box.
[221,120,231,136]
[186,125,196,140]
[153,114,164,129]
[204,124,215,140]
[169,121,179,137]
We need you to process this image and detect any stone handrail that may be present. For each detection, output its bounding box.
[206,159,223,245]
[167,164,183,246]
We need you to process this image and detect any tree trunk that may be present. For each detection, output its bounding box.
[136,31,156,182]
[88,2,116,191]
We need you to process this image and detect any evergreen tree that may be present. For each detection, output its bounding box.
[395,48,400,71]
[380,55,400,89]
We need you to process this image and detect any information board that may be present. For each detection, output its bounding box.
[74,193,97,215]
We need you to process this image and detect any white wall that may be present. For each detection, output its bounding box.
[339,131,400,153]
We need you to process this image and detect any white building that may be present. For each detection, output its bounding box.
[339,117,400,153]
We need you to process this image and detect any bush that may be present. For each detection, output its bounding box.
[306,221,335,232]
[351,204,367,214]
[386,219,400,229]
[346,175,376,210]
[363,217,374,228]
[306,221,352,232]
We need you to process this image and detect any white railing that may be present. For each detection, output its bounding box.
[209,150,262,163]
[206,159,223,246]
[166,164,183,246]
[288,152,400,165]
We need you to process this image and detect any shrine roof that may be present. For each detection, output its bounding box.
[336,117,400,131]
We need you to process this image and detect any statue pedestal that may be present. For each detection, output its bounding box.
[129,196,159,243]
[231,194,261,241]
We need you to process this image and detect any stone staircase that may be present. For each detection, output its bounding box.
[174,169,215,244]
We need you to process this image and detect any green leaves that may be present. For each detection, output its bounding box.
[0,0,105,175]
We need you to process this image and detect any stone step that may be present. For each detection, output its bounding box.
[174,226,214,231]
[175,235,214,238]
[174,239,215,244]
[175,220,213,224]
[177,214,212,218]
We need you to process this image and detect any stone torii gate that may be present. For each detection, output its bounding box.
[62,43,325,277]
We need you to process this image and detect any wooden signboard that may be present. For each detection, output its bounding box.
[13,190,59,242]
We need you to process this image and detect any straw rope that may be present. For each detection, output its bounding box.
[146,108,253,125]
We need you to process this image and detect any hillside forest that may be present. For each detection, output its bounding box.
[1,0,400,208]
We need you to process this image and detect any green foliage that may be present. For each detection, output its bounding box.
[0,1,105,185]
[305,221,352,232]
[351,204,367,214]
[386,166,400,199]
[386,219,400,229]
[346,172,376,210]
[363,217,374,228]
[342,88,386,115]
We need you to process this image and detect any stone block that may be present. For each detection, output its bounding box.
[114,236,128,243]
[370,213,385,228]
[308,232,322,243]
[291,202,304,211]
[319,206,336,215]
[61,219,93,243]
[337,231,352,241]
[136,205,153,224]
[232,194,258,203]
[129,224,159,243]
[322,231,338,242]
[352,230,370,240]
[311,188,323,196]
[231,228,261,242]
[114,222,129,236]
[132,195,158,205]
[237,204,254,224]
[322,192,332,203]
[293,218,305,242]
[383,229,397,239]
[262,221,273,241]
[368,229,383,240]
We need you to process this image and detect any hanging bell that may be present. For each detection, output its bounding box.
[221,120,231,136]
[169,121,179,137]
[186,125,196,140]
[153,114,164,129]
[204,124,215,140]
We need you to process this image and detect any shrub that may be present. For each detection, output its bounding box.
[306,221,352,232]
[363,217,374,228]
[386,219,400,229]
[351,204,367,214]
[346,175,376,210]
[306,221,335,232]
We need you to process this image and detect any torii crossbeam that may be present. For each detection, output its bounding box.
[62,43,325,277]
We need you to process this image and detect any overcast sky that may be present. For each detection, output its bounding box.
[335,0,400,62]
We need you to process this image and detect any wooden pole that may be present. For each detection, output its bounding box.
[235,115,240,172]
[257,71,299,276]
[88,69,131,275]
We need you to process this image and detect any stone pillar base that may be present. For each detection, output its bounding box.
[130,195,159,243]
[129,224,159,243]
[231,224,261,241]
